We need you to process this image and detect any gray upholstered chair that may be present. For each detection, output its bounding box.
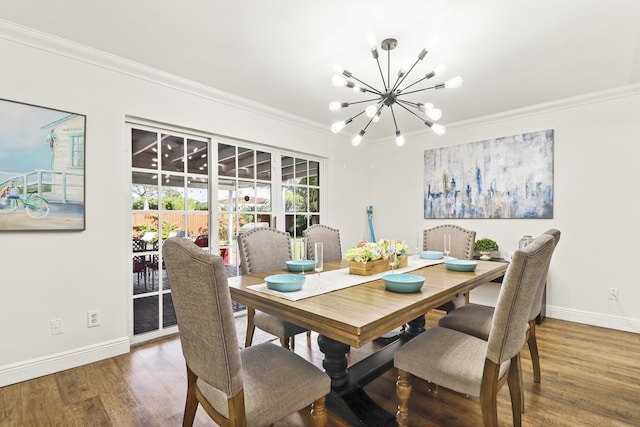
[303,224,342,262]
[162,237,330,427]
[423,224,477,311]
[237,227,307,350]
[394,234,556,427]
[438,229,561,384]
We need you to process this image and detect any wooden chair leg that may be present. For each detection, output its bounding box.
[244,307,256,348]
[183,366,199,427]
[507,355,523,426]
[480,360,500,427]
[310,396,327,427]
[396,369,412,427]
[527,319,541,383]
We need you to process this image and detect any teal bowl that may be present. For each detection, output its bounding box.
[444,259,478,272]
[419,250,444,260]
[285,259,316,272]
[265,274,306,292]
[382,274,425,293]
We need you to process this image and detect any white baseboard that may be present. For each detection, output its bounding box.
[469,292,640,334]
[0,337,130,387]
[546,305,640,334]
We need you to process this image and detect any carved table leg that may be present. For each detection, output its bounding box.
[317,334,350,389]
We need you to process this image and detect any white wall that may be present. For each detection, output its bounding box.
[1,22,638,387]
[366,88,640,332]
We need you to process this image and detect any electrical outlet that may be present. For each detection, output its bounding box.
[50,318,64,335]
[87,310,101,327]
[608,288,618,301]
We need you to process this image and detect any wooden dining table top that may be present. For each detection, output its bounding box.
[227,259,508,348]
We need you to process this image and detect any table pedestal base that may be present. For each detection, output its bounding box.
[317,317,426,426]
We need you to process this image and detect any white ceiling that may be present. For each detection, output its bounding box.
[3,0,640,142]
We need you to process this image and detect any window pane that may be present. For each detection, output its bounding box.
[160,134,185,173]
[283,185,294,213]
[295,186,308,211]
[218,143,236,177]
[309,161,319,185]
[257,183,271,213]
[236,180,255,212]
[237,147,255,179]
[282,155,295,184]
[187,138,208,175]
[295,159,308,184]
[132,129,158,170]
[132,172,159,211]
[163,294,177,328]
[309,188,319,213]
[256,151,271,181]
[134,296,159,335]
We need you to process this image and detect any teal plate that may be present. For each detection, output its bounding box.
[265,274,306,292]
[382,274,425,293]
[285,259,316,272]
[444,259,478,272]
[419,250,444,260]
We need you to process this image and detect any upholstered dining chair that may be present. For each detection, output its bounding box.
[438,229,561,385]
[237,227,308,350]
[162,237,330,427]
[394,234,556,427]
[423,224,477,311]
[303,224,342,262]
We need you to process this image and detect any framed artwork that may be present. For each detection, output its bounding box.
[0,98,86,231]
[424,129,553,219]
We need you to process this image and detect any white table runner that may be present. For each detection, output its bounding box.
[247,255,445,301]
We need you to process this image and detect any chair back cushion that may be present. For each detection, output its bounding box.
[529,229,561,320]
[303,224,342,262]
[237,227,291,274]
[423,224,476,260]
[487,234,555,364]
[162,237,243,398]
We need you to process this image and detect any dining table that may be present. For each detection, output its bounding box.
[227,256,508,426]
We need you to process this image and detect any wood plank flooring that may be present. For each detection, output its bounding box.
[1,316,638,426]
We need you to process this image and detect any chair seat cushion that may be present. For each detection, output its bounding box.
[394,327,509,397]
[254,310,307,338]
[438,304,495,340]
[197,342,330,426]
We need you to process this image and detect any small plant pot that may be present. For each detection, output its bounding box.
[479,251,492,260]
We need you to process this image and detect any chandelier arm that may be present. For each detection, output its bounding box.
[401,75,430,92]
[374,57,388,91]
[389,105,400,132]
[339,97,384,107]
[395,100,426,121]
[348,74,384,94]
[390,56,422,93]
[399,85,437,96]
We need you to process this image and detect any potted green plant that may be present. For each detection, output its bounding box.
[474,238,499,260]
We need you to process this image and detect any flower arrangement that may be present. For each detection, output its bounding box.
[345,239,410,263]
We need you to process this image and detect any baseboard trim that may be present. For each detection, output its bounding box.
[468,294,640,334]
[546,305,640,334]
[0,337,130,387]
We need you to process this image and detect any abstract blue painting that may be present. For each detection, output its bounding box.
[424,129,553,219]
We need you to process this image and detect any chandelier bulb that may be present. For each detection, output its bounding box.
[444,76,464,89]
[352,130,365,147]
[432,123,446,136]
[365,105,378,118]
[395,131,405,147]
[427,108,442,121]
[329,102,349,112]
[332,75,347,87]
[373,111,382,123]
[331,121,347,134]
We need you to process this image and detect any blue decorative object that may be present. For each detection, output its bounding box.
[382,274,425,293]
[285,260,316,272]
[419,250,443,260]
[264,274,306,292]
[444,259,478,272]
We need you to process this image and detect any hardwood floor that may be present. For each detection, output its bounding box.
[1,316,639,426]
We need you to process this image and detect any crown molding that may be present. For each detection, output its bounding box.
[0,19,329,136]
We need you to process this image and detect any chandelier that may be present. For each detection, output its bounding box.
[330,36,463,146]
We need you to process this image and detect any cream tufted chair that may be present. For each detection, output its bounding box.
[162,237,330,427]
[423,224,477,311]
[237,227,308,350]
[438,229,561,385]
[394,234,556,427]
[303,224,342,262]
